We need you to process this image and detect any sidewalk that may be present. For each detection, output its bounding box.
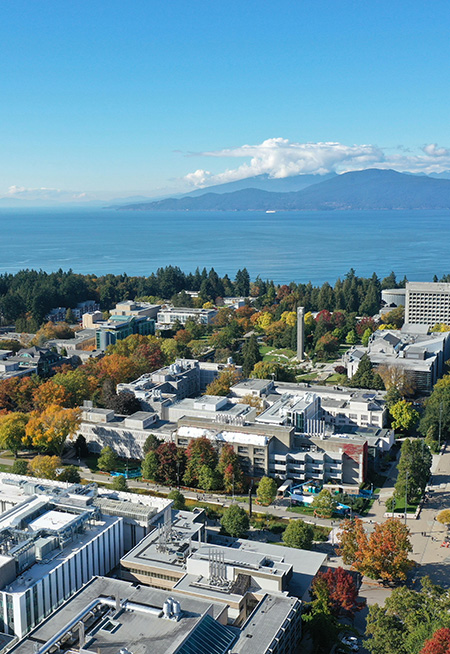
[363,448,450,587]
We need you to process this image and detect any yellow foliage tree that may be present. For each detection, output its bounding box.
[256,312,273,331]
[240,394,265,415]
[281,311,297,327]
[28,455,61,480]
[24,405,81,455]
[304,311,314,326]
[431,323,450,332]
[205,366,242,396]
[436,509,450,526]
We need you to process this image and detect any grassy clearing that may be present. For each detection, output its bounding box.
[260,346,296,363]
[392,499,419,513]
[296,372,319,382]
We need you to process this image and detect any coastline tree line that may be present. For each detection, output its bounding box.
[0,266,410,329]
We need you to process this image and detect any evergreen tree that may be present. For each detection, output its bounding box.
[350,354,385,390]
[142,450,159,481]
[242,334,262,377]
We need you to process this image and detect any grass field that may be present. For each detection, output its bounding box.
[296,372,319,381]
[259,346,296,363]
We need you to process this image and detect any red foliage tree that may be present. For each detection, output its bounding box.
[276,285,291,300]
[183,436,218,487]
[420,628,450,654]
[314,567,362,617]
[355,316,377,337]
[156,442,180,485]
[315,309,333,326]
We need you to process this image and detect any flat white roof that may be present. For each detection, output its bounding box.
[177,425,268,446]
[29,510,78,532]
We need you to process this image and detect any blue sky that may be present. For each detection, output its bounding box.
[1,0,450,201]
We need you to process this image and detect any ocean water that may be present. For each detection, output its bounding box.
[0,207,448,285]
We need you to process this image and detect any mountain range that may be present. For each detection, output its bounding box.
[119,169,450,211]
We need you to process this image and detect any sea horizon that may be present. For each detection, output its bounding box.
[0,207,448,285]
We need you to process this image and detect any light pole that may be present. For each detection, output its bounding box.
[232,472,235,501]
[439,402,443,450]
[176,460,180,489]
[404,470,408,525]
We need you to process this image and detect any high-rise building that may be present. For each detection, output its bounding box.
[405,282,450,327]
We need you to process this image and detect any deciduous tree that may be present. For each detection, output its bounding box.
[220,504,249,537]
[97,446,119,472]
[282,519,314,549]
[0,412,28,457]
[183,437,218,487]
[437,510,450,527]
[111,475,128,491]
[24,405,81,455]
[205,366,242,396]
[256,476,277,505]
[168,489,186,510]
[420,628,450,654]
[314,567,362,618]
[389,400,419,433]
[217,443,243,493]
[28,455,61,480]
[312,489,338,518]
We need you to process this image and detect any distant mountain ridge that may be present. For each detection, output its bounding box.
[119,169,450,211]
[182,172,337,197]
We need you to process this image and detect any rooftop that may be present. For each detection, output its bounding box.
[9,576,229,654]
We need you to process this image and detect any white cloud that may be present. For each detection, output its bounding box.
[183,138,450,187]
[4,186,91,202]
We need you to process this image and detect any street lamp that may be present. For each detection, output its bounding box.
[439,402,443,450]
[405,470,409,525]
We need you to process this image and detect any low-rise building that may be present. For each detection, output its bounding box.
[78,408,174,460]
[165,395,257,423]
[95,315,155,350]
[344,326,450,393]
[156,307,217,329]
[113,300,161,319]
[0,347,71,379]
[8,574,303,654]
[45,300,100,323]
[117,359,242,411]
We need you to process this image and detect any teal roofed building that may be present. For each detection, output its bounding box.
[95,314,155,350]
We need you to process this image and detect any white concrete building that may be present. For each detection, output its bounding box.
[405,281,450,327]
[0,491,122,638]
[157,307,217,328]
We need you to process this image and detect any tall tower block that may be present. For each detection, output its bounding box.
[297,306,305,361]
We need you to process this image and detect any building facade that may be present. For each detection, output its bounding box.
[405,281,450,327]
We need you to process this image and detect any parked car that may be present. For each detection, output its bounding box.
[340,635,359,652]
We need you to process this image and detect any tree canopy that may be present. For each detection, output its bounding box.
[338,517,413,582]
[282,519,314,550]
[220,504,249,538]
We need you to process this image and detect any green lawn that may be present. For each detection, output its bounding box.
[392,499,419,513]
[324,373,342,384]
[259,346,296,363]
[296,372,319,382]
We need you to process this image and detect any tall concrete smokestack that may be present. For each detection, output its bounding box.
[297,307,305,361]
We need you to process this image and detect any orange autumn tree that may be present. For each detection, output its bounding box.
[24,405,81,455]
[338,517,413,582]
[32,379,69,411]
[420,628,450,654]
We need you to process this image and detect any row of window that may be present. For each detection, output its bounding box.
[125,567,180,581]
